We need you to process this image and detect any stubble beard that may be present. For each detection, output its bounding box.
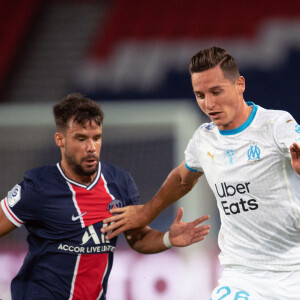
[65,152,99,177]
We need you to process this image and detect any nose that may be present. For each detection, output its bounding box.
[205,95,215,111]
[86,140,96,152]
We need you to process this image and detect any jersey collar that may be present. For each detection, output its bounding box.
[56,162,101,190]
[219,102,257,136]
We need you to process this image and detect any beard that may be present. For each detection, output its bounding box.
[65,152,99,177]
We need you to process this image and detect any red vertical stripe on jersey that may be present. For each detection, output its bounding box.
[70,176,113,227]
[71,253,108,299]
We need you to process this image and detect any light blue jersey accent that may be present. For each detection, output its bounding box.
[185,162,198,172]
[219,102,257,136]
[211,285,250,300]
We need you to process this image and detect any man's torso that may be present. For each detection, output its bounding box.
[185,104,300,271]
[1,161,139,299]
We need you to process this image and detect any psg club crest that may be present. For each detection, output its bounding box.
[107,199,123,214]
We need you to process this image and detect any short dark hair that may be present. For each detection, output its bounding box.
[189,46,240,82]
[53,93,104,131]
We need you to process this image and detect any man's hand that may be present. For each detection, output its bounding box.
[101,205,150,239]
[290,142,300,174]
[169,207,210,247]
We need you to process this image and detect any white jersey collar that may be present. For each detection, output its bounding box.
[219,102,258,136]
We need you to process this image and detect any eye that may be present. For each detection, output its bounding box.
[195,93,205,99]
[75,136,86,142]
[212,90,221,96]
[94,135,102,142]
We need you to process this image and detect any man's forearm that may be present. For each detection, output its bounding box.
[0,204,17,237]
[125,227,168,254]
[101,163,202,239]
[143,169,199,223]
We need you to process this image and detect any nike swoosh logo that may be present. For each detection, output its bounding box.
[72,211,88,221]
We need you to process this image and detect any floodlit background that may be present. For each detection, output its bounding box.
[0,0,299,299]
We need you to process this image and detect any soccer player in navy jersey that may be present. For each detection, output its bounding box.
[0,93,210,299]
[102,47,300,300]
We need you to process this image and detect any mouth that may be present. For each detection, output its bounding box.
[208,111,222,119]
[84,156,98,167]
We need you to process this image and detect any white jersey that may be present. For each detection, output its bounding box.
[185,102,300,271]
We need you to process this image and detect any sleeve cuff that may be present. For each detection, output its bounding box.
[1,198,23,227]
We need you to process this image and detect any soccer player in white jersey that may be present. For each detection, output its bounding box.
[102,46,300,300]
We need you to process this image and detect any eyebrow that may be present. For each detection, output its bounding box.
[73,133,102,138]
[208,85,223,91]
[73,133,88,138]
[194,85,223,94]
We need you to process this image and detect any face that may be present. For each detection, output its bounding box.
[56,118,102,180]
[191,65,246,131]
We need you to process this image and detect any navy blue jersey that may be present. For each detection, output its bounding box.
[1,161,139,299]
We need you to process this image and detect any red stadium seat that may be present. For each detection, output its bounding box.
[0,0,41,97]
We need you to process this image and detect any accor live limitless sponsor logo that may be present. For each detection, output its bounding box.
[215,182,258,215]
[57,224,115,254]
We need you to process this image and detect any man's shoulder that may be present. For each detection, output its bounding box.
[199,122,216,131]
[25,164,58,178]
[256,106,293,125]
[100,161,138,198]
[257,105,290,118]
[192,122,217,139]
[24,164,61,190]
[101,161,132,180]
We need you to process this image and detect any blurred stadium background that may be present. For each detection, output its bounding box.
[0,0,299,299]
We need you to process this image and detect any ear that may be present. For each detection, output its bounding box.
[236,76,245,94]
[55,132,64,148]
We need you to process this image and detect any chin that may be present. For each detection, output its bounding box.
[85,166,98,176]
[211,120,222,126]
[74,164,98,177]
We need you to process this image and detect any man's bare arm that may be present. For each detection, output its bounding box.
[125,207,210,254]
[290,142,300,174]
[0,204,16,237]
[102,162,203,239]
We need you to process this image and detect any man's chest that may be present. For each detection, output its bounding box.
[38,177,125,232]
[197,132,283,191]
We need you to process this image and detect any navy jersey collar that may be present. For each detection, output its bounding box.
[219,102,257,136]
[56,162,101,190]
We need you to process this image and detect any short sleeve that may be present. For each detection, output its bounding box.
[184,130,203,172]
[1,176,40,227]
[273,112,300,159]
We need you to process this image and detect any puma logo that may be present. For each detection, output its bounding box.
[207,151,215,163]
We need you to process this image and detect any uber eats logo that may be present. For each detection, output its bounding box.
[215,182,258,215]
